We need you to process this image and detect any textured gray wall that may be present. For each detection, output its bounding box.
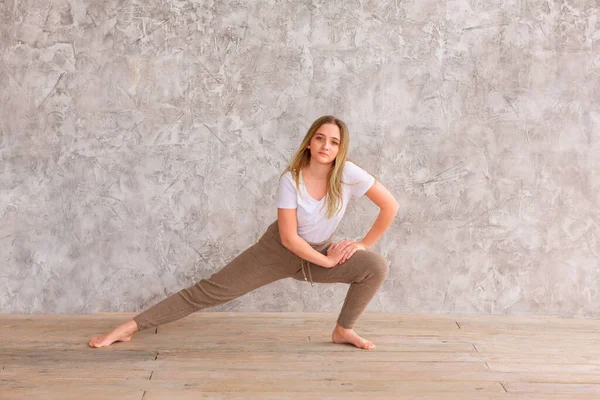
[1,0,599,317]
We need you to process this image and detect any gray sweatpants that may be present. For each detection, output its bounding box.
[133,220,389,330]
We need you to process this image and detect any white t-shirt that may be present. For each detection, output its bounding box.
[276,160,375,243]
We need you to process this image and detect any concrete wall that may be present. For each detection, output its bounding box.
[2,0,599,317]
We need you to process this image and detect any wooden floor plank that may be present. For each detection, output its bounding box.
[487,362,600,373]
[149,369,600,384]
[0,389,142,400]
[504,382,600,394]
[142,392,600,400]
[0,377,504,393]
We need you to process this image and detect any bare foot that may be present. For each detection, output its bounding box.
[88,320,140,348]
[331,324,375,350]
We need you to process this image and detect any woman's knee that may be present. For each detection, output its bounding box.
[360,251,389,280]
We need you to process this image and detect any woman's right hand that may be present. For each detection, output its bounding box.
[325,242,346,268]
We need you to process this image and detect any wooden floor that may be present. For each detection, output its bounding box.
[2,312,600,399]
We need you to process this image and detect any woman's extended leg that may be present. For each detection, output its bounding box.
[292,248,389,350]
[89,221,295,348]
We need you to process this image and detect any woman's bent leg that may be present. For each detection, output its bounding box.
[292,249,389,329]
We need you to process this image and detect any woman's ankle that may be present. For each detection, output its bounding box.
[129,319,140,332]
[335,323,352,331]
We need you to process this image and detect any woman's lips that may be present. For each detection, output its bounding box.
[319,152,328,156]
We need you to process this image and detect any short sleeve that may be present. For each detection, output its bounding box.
[345,161,375,198]
[276,172,298,208]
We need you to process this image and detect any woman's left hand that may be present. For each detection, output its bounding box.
[329,240,368,264]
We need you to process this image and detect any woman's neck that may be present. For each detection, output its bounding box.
[304,161,332,180]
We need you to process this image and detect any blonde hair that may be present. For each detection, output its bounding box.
[280,115,375,219]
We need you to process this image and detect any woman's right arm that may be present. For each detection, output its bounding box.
[277,208,336,268]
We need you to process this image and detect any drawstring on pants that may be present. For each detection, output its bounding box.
[300,258,314,287]
[300,236,333,287]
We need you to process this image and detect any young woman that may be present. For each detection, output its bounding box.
[89,115,399,350]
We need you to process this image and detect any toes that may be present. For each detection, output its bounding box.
[89,335,110,348]
[361,340,375,350]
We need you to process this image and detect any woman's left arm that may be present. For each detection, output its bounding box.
[358,180,400,250]
[331,180,400,264]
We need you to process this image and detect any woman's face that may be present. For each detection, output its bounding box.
[307,123,341,165]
